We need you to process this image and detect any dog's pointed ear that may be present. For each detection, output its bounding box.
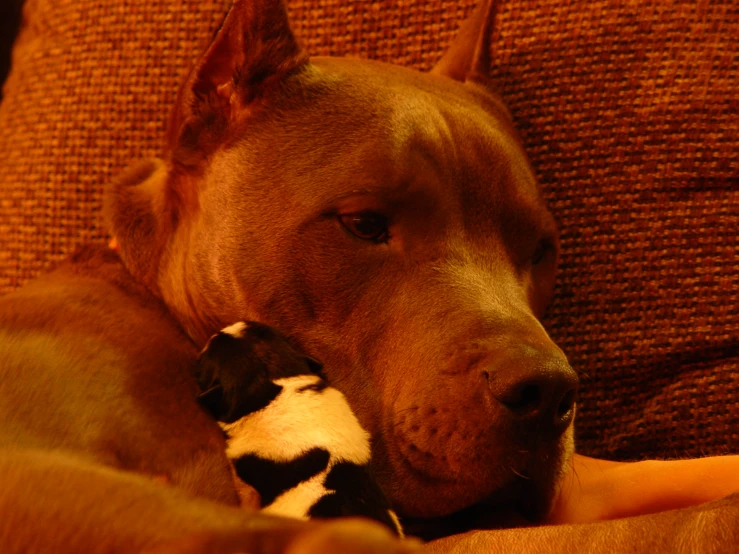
[168,0,308,169]
[431,0,497,83]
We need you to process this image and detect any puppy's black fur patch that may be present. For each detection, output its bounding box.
[196,322,317,422]
[310,461,399,531]
[234,448,331,507]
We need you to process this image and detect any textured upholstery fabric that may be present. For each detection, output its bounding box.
[0,0,736,460]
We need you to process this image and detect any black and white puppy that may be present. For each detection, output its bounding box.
[196,321,403,536]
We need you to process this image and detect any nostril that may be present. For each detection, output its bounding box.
[487,371,578,423]
[557,388,576,420]
[504,383,542,414]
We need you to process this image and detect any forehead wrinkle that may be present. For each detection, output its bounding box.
[449,115,543,236]
[304,93,458,206]
[432,240,522,319]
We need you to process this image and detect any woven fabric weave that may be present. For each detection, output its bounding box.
[0,0,736,460]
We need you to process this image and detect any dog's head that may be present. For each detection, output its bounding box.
[106,0,577,521]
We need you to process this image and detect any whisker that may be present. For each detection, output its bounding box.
[509,466,531,480]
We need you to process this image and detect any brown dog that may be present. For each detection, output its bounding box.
[2,0,738,552]
[108,0,577,522]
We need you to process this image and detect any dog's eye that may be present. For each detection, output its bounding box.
[339,212,390,243]
[531,240,553,265]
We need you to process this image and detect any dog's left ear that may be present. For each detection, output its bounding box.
[168,0,308,172]
[431,0,497,83]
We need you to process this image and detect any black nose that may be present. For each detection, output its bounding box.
[485,350,578,436]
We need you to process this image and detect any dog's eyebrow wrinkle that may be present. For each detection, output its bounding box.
[322,96,454,208]
[324,182,411,205]
[433,247,513,314]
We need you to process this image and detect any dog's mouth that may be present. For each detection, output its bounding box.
[374,401,574,525]
[400,475,557,541]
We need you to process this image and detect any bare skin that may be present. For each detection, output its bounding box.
[550,454,739,525]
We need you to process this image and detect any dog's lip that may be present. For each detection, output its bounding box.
[400,477,548,541]
[381,413,567,520]
[383,420,461,486]
[381,417,521,519]
[394,443,457,485]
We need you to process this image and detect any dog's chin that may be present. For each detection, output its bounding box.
[391,465,565,541]
[400,478,555,541]
[375,422,574,526]
[387,463,560,522]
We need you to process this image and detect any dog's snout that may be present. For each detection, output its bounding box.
[485,351,578,435]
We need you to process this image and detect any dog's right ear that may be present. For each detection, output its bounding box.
[105,1,307,289]
[167,0,308,175]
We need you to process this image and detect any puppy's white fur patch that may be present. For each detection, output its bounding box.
[221,321,248,338]
[220,370,402,535]
[262,470,330,519]
[221,375,371,465]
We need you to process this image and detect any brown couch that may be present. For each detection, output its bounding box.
[0,0,736,466]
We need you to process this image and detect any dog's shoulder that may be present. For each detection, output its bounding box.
[0,245,178,337]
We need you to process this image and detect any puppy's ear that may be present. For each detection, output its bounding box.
[304,356,324,376]
[103,158,172,292]
[197,384,226,419]
[195,330,285,423]
[431,0,497,83]
[168,0,308,173]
